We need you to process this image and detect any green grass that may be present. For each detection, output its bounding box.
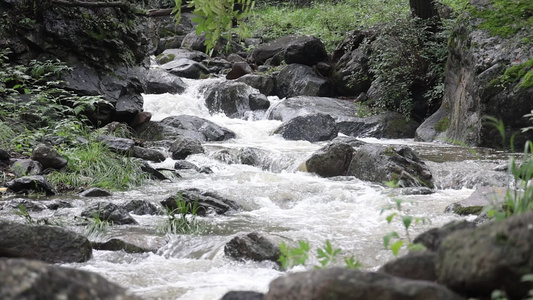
[248,0,410,52]
[157,195,206,235]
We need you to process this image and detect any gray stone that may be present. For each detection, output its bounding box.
[169,136,204,160]
[235,74,276,96]
[160,58,209,79]
[79,188,112,197]
[10,159,43,176]
[221,291,264,300]
[379,251,437,281]
[30,144,67,170]
[97,135,135,155]
[202,81,261,118]
[161,188,240,216]
[81,202,138,225]
[145,68,187,94]
[5,175,55,196]
[274,113,338,142]
[132,146,166,162]
[305,142,355,177]
[122,199,162,215]
[284,35,327,66]
[224,232,281,263]
[414,220,476,251]
[276,64,332,98]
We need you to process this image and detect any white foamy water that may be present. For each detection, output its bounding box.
[61,78,484,299]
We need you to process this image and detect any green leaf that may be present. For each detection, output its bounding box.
[390,240,404,256]
[386,213,397,223]
[402,215,412,229]
[383,231,399,249]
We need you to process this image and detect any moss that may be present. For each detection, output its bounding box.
[156,53,175,65]
[491,58,533,90]
[453,205,483,215]
[519,70,533,89]
[434,116,450,133]
[470,0,533,38]
[383,146,396,156]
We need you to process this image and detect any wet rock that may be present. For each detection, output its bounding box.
[161,188,240,216]
[174,160,201,171]
[160,58,209,79]
[330,136,367,148]
[0,221,92,263]
[145,68,187,94]
[249,93,270,111]
[169,136,204,160]
[226,62,253,80]
[156,48,208,64]
[159,115,236,142]
[238,148,269,167]
[224,232,281,263]
[336,112,420,139]
[44,200,73,210]
[92,235,167,254]
[444,186,506,216]
[267,96,358,123]
[30,144,67,170]
[276,64,332,98]
[332,49,371,97]
[305,142,355,177]
[3,199,46,212]
[0,258,141,300]
[79,188,112,197]
[202,81,265,118]
[10,159,43,176]
[263,268,463,300]
[221,291,265,300]
[5,175,55,196]
[141,163,178,181]
[436,212,533,299]
[81,202,138,225]
[235,74,276,96]
[284,35,327,66]
[122,199,162,215]
[379,251,437,281]
[97,135,135,155]
[274,113,338,142]
[347,144,434,188]
[132,146,166,162]
[415,107,449,143]
[414,220,476,251]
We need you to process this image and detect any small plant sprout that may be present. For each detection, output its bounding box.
[381,198,428,256]
[85,210,111,239]
[157,195,205,235]
[14,204,35,225]
[315,240,341,269]
[278,240,310,270]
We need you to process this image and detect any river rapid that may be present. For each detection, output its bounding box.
[55,78,510,299]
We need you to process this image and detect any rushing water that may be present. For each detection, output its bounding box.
[54,78,510,299]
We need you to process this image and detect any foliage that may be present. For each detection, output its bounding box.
[368,17,448,119]
[381,198,428,256]
[157,194,206,235]
[85,210,111,239]
[491,58,533,90]
[14,204,35,225]
[47,141,148,191]
[173,0,255,55]
[470,0,533,38]
[248,0,409,52]
[278,239,362,270]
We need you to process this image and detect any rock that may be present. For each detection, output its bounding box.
[92,235,167,253]
[30,144,67,170]
[276,64,332,98]
[97,135,135,155]
[414,220,476,252]
[284,35,327,66]
[347,144,434,188]
[379,251,437,281]
[79,188,112,197]
[444,186,506,216]
[140,162,174,181]
[224,232,281,263]
[0,258,141,300]
[169,136,204,160]
[122,199,162,215]
[5,175,55,196]
[10,159,43,176]
[81,202,138,225]
[203,57,233,74]
[424,1,533,148]
[332,49,371,97]
[145,68,187,94]
[0,221,92,263]
[263,268,463,300]
[0,148,10,161]
[160,58,209,79]
[235,74,277,96]
[3,199,46,212]
[226,62,253,80]
[414,107,449,142]
[44,200,73,210]
[174,160,200,171]
[202,81,265,118]
[332,29,370,62]
[238,148,269,167]
[249,93,270,111]
[132,146,166,162]
[160,115,236,142]
[156,48,208,64]
[274,113,338,142]
[161,188,240,216]
[436,212,533,299]
[221,291,265,300]
[267,96,358,123]
[336,112,420,139]
[305,142,355,177]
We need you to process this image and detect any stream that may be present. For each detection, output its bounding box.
[8,78,512,299]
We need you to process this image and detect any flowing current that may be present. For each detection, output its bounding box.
[62,78,500,299]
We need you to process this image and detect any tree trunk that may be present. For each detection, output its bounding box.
[409,0,439,20]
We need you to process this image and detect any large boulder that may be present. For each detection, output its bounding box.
[10,159,43,177]
[0,258,141,300]
[31,144,67,170]
[0,221,92,263]
[169,136,205,159]
[305,142,355,177]
[444,186,506,216]
[418,1,533,148]
[263,268,463,300]
[276,64,332,98]
[144,68,187,94]
[267,96,358,122]
[160,58,209,79]
[274,113,338,142]
[248,35,322,65]
[161,188,240,216]
[235,74,277,96]
[336,112,420,139]
[283,35,328,66]
[131,146,166,162]
[201,81,268,118]
[81,202,138,225]
[333,49,371,97]
[378,251,437,282]
[436,212,533,299]
[347,144,434,188]
[5,175,55,196]
[224,232,281,263]
[97,135,135,155]
[136,115,235,142]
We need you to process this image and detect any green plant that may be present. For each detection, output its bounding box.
[14,204,35,225]
[158,195,205,235]
[278,240,310,270]
[173,0,255,55]
[381,199,429,256]
[315,240,341,269]
[85,210,111,239]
